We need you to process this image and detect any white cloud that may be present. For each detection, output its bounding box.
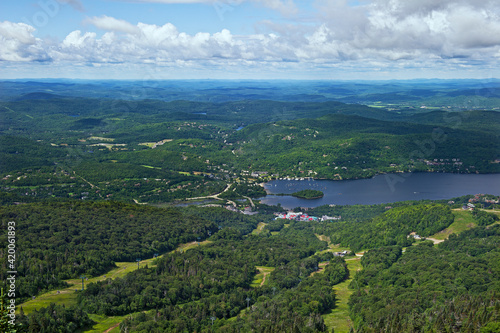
[2,0,500,79]
[447,6,500,48]
[0,21,36,45]
[62,30,96,48]
[85,16,141,35]
[307,0,500,62]
[0,21,47,61]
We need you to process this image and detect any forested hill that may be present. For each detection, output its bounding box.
[3,197,499,332]
[404,110,500,136]
[0,98,397,134]
[349,225,500,332]
[1,100,499,204]
[0,201,219,302]
[226,113,500,179]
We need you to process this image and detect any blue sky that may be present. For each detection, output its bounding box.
[1,0,500,80]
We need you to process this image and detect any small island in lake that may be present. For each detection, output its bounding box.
[291,189,324,199]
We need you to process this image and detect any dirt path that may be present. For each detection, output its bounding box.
[260,272,268,287]
[103,322,121,333]
[310,262,329,276]
[257,267,270,287]
[186,183,237,207]
[426,237,445,244]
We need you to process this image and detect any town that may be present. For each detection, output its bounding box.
[274,211,341,222]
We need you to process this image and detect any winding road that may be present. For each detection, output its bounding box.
[186,183,237,207]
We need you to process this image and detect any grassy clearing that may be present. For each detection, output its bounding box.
[323,258,362,333]
[251,266,275,288]
[80,314,129,333]
[19,241,212,315]
[18,289,78,314]
[317,243,352,256]
[18,261,150,315]
[141,165,161,169]
[315,234,331,243]
[139,142,156,148]
[310,262,329,277]
[431,210,477,240]
[251,222,267,235]
[169,240,212,253]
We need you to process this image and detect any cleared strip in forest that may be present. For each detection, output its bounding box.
[18,240,212,315]
[322,258,362,333]
[430,209,477,241]
[251,266,275,288]
[251,222,267,235]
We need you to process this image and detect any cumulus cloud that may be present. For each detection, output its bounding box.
[447,6,500,48]
[0,21,48,61]
[2,0,500,78]
[85,16,141,35]
[308,0,500,62]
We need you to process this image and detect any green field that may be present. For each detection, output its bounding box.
[250,266,275,288]
[323,258,362,333]
[251,222,267,235]
[81,314,128,333]
[250,266,274,288]
[169,240,212,253]
[430,209,477,240]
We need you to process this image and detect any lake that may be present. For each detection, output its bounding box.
[259,173,500,209]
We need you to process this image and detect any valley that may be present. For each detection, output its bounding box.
[1,80,499,332]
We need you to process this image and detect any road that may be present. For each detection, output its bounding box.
[186,183,237,207]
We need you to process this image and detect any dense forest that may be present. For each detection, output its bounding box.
[349,225,500,332]
[313,204,455,252]
[292,190,324,199]
[1,95,499,205]
[1,81,499,332]
[0,202,221,302]
[0,195,497,332]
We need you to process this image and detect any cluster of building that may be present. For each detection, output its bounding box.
[407,232,423,240]
[421,158,463,166]
[274,212,341,222]
[468,193,499,204]
[462,203,476,210]
[333,250,352,257]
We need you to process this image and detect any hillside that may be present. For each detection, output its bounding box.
[1,97,499,204]
[1,81,499,332]
[2,197,499,332]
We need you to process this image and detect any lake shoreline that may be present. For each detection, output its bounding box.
[260,172,500,209]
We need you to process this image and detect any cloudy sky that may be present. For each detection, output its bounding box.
[1,0,500,79]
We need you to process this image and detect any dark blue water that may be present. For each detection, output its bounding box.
[259,173,500,209]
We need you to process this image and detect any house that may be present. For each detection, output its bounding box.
[321,215,341,221]
[333,250,351,257]
[408,232,421,240]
